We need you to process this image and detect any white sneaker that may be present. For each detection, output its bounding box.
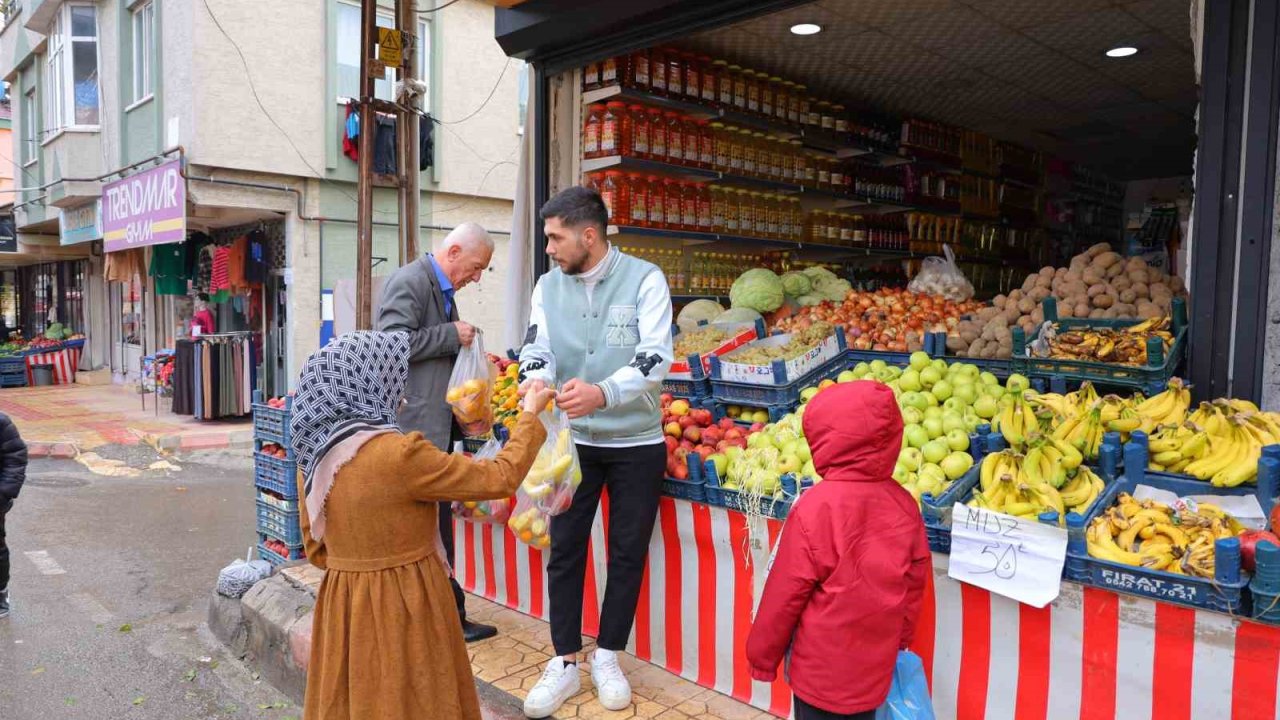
[523,657,581,718]
[590,648,633,711]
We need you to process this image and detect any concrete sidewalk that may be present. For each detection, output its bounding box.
[211,564,774,720]
[0,384,253,457]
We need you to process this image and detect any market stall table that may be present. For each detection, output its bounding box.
[23,345,82,385]
[454,496,1280,720]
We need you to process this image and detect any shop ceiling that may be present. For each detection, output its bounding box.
[686,0,1197,180]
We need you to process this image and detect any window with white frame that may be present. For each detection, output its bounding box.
[335,2,428,105]
[131,1,154,105]
[44,3,99,135]
[21,86,35,165]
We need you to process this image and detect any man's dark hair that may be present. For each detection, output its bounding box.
[539,185,608,233]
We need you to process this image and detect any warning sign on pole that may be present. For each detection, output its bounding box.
[378,27,404,65]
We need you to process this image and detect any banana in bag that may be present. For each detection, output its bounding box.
[508,409,583,549]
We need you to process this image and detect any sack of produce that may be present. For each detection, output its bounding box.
[907,245,974,302]
[446,331,497,437]
[508,409,583,548]
[216,549,273,598]
[452,437,513,524]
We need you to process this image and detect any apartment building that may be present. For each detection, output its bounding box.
[0,0,521,397]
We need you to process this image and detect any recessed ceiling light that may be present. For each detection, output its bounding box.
[1105,46,1139,58]
[790,23,822,36]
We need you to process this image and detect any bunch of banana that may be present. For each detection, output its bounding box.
[1029,382,1100,421]
[971,447,1102,523]
[1050,404,1106,459]
[1098,394,1144,440]
[1023,437,1103,512]
[520,427,582,503]
[1183,416,1264,487]
[1086,493,1242,576]
[1135,377,1192,432]
[1046,318,1174,365]
[1146,423,1210,473]
[993,393,1039,449]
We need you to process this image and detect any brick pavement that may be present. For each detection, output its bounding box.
[0,383,253,456]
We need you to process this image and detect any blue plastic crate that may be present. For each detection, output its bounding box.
[710,401,795,427]
[257,536,305,567]
[663,376,712,399]
[700,458,797,519]
[709,356,849,407]
[254,452,299,500]
[0,371,26,388]
[252,390,293,446]
[661,457,707,503]
[0,357,25,374]
[256,498,303,546]
[1061,444,1279,613]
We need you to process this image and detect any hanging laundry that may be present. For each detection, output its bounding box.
[374,116,397,174]
[226,236,250,294]
[420,113,434,171]
[343,102,360,161]
[105,249,146,283]
[245,230,268,286]
[149,242,190,296]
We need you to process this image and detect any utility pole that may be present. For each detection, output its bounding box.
[396,0,421,264]
[354,0,377,329]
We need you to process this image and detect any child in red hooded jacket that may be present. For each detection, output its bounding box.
[746,381,931,719]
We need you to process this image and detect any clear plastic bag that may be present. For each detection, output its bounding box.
[451,437,513,525]
[446,331,496,437]
[216,548,273,598]
[507,410,582,549]
[907,245,974,302]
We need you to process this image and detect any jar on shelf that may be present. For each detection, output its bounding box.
[795,87,811,128]
[699,56,716,105]
[815,155,831,188]
[666,50,685,99]
[664,111,685,165]
[833,104,849,137]
[626,173,648,228]
[786,82,801,124]
[630,104,650,159]
[788,197,803,240]
[583,103,604,158]
[711,122,730,171]
[682,115,701,167]
[682,52,702,103]
[583,60,601,92]
[600,55,619,87]
[710,186,726,233]
[817,101,835,132]
[681,181,698,231]
[760,76,775,118]
[784,139,802,182]
[839,212,854,245]
[729,65,747,110]
[622,48,649,90]
[647,175,667,228]
[600,101,626,157]
[771,77,788,123]
[852,214,867,246]
[830,160,846,194]
[807,210,825,244]
[600,170,626,225]
[649,47,668,96]
[765,194,781,239]
[805,96,821,129]
[744,70,760,114]
[723,186,740,234]
[648,108,667,159]
[738,190,757,237]
[824,210,841,245]
[727,126,745,174]
[695,183,712,232]
[664,178,684,230]
[697,119,715,169]
[741,129,759,177]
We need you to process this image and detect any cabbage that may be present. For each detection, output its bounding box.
[676,299,725,333]
[799,267,852,303]
[819,279,853,302]
[729,268,785,313]
[781,272,812,299]
[713,307,764,325]
[797,293,825,307]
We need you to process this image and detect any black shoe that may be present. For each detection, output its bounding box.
[0,588,9,619]
[461,620,497,643]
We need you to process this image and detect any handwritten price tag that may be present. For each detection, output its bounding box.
[948,502,1067,608]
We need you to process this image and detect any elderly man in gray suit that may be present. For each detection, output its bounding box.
[377,221,497,643]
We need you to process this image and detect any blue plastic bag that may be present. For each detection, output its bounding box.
[875,651,935,720]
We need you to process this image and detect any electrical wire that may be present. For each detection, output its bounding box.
[416,0,463,14]
[434,58,512,125]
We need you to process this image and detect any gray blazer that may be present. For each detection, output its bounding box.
[377,255,461,451]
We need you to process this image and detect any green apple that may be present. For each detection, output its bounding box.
[945,429,970,452]
[900,406,924,425]
[801,461,818,482]
[922,391,939,407]
[747,433,773,449]
[923,417,944,439]
[922,439,949,464]
[892,464,912,484]
[898,446,924,471]
[920,366,942,388]
[837,370,857,383]
[979,371,999,386]
[1007,373,1030,394]
[900,391,927,410]
[952,381,978,406]
[919,462,947,488]
[923,406,944,420]
[709,453,728,478]
[909,351,931,371]
[853,362,870,377]
[800,386,820,402]
[942,413,968,434]
[725,446,744,460]
[904,424,930,449]
[942,397,967,413]
[982,383,1006,399]
[869,360,888,373]
[932,379,953,401]
[899,369,922,392]
[940,451,974,480]
[931,359,949,374]
[777,453,802,475]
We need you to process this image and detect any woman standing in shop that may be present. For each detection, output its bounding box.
[290,331,555,720]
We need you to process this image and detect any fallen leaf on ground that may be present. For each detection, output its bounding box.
[119,623,133,632]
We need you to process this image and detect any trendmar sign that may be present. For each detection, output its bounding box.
[102,158,186,252]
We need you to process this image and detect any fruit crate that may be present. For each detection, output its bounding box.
[461,424,509,454]
[1011,298,1188,396]
[1061,443,1279,613]
[255,451,299,500]
[709,326,847,387]
[700,459,798,520]
[915,426,996,553]
[667,319,766,399]
[920,330,1016,378]
[0,370,26,388]
[710,401,795,427]
[0,357,25,374]
[708,351,849,407]
[256,498,304,547]
[252,390,293,446]
[844,331,948,368]
[661,457,707,504]
[257,534,305,567]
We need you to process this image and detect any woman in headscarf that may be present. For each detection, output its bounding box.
[290,331,555,720]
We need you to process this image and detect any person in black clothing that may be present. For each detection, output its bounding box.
[0,411,28,618]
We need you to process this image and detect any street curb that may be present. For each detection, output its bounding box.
[25,441,78,459]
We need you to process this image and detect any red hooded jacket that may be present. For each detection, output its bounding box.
[746,381,930,715]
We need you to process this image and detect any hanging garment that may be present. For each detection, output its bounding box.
[105,249,145,283]
[245,231,268,286]
[421,113,434,171]
[343,102,360,161]
[186,232,212,279]
[172,340,195,415]
[226,237,249,293]
[150,242,190,296]
[374,116,397,174]
[211,246,232,292]
[197,245,216,295]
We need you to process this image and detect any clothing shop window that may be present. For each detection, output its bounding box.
[335,2,428,104]
[44,3,99,136]
[121,277,141,345]
[131,1,154,105]
[21,86,35,166]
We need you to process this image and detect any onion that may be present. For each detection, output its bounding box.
[1240,529,1280,572]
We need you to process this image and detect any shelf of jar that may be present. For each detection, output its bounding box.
[608,224,914,259]
[670,293,729,304]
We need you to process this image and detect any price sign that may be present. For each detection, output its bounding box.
[948,502,1067,608]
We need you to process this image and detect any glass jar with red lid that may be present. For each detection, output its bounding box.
[682,116,700,167]
[600,56,619,87]
[697,120,715,169]
[699,57,716,105]
[648,108,667,160]
[622,49,649,90]
[647,175,667,228]
[664,179,684,230]
[695,184,712,232]
[681,182,698,231]
[682,52,702,103]
[599,171,626,225]
[583,103,604,159]
[600,101,626,157]
[649,47,668,96]
[664,111,685,165]
[666,50,684,99]
[583,60,600,91]
[626,173,648,228]
[629,105,650,159]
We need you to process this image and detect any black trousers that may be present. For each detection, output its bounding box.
[438,501,467,621]
[0,506,9,591]
[548,442,665,656]
[794,696,877,720]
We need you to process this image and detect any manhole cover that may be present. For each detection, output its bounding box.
[25,475,91,488]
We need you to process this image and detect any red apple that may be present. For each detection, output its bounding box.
[683,426,702,443]
[670,463,689,481]
[660,393,674,406]
[695,445,714,461]
[701,427,721,445]
[664,436,679,453]
[718,417,735,431]
[680,439,695,451]
[724,427,744,441]
[678,415,697,430]
[750,422,766,433]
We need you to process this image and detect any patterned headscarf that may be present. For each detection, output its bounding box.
[290,331,410,495]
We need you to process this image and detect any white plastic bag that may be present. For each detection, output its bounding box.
[216,548,273,598]
[507,410,583,549]
[907,245,975,301]
[446,331,496,437]
[452,437,513,525]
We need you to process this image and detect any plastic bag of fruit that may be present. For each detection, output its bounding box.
[907,245,974,302]
[446,331,497,437]
[451,437,513,525]
[508,410,583,548]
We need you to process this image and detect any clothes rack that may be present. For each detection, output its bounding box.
[187,332,256,420]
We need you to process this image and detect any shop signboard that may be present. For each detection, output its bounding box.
[102,159,186,252]
[59,199,102,246]
[0,214,15,253]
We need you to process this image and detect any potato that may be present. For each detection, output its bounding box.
[1040,266,1056,277]
[993,293,1008,309]
[1086,242,1113,257]
[1022,274,1039,292]
[1092,293,1115,309]
[1089,308,1106,319]
[1008,288,1024,303]
[1102,308,1119,319]
[1128,268,1149,285]
[1132,282,1150,299]
[1035,275,1052,289]
[1059,304,1074,319]
[1137,302,1162,318]
[1030,287,1050,303]
[1119,289,1137,304]
[1017,298,1036,314]
[1031,306,1045,324]
[1004,308,1022,324]
[1105,262,1124,279]
[1075,302,1091,318]
[1087,283,1109,298]
[1170,275,1186,294]
[1111,276,1132,291]
[969,339,987,357]
[1055,267,1069,278]
[961,329,979,344]
[1082,268,1104,286]
[1093,251,1122,269]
